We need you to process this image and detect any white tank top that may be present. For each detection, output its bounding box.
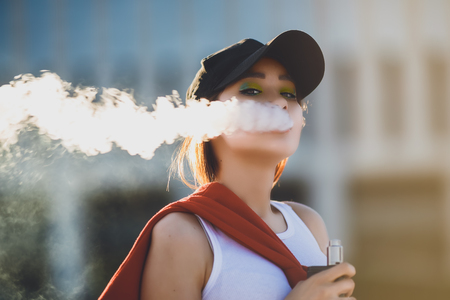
[196,201,326,300]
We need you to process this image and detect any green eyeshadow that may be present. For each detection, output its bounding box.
[239,82,263,91]
[279,87,296,96]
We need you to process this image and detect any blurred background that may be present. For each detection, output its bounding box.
[1,0,450,299]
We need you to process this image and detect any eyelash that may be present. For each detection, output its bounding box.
[240,88,262,96]
[280,92,297,100]
[239,85,297,100]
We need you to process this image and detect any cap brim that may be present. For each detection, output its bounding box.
[215,30,325,100]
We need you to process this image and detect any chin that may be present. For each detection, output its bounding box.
[236,138,299,161]
[212,129,301,162]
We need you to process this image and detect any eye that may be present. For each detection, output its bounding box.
[280,92,297,100]
[279,87,297,100]
[239,82,263,96]
[240,88,262,96]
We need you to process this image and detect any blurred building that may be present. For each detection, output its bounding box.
[307,1,450,299]
[0,0,449,299]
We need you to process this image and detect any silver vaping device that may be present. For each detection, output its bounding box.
[306,239,344,278]
[327,239,343,265]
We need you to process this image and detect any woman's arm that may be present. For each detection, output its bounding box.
[285,202,356,299]
[285,202,329,255]
[140,212,213,300]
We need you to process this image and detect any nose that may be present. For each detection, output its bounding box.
[270,96,288,110]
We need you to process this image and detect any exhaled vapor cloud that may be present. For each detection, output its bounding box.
[0,72,294,160]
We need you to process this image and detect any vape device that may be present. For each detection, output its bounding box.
[306,239,343,278]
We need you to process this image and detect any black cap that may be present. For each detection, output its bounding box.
[186,30,325,101]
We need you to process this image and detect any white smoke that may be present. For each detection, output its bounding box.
[0,72,294,160]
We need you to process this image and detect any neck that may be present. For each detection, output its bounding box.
[215,155,279,218]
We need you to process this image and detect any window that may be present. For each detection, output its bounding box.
[379,59,403,138]
[426,55,448,137]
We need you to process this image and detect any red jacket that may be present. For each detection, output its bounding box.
[99,182,307,300]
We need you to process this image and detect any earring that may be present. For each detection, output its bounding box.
[302,117,306,128]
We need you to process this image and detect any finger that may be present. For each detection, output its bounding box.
[331,278,355,298]
[322,262,356,282]
[336,296,356,300]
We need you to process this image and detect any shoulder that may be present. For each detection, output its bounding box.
[141,212,212,299]
[284,202,329,254]
[152,212,207,243]
[150,212,212,267]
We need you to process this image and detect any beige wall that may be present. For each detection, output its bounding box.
[308,1,450,298]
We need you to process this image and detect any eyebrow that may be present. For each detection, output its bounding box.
[279,74,294,82]
[241,72,294,82]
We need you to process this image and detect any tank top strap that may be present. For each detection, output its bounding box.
[270,201,297,239]
[270,201,319,244]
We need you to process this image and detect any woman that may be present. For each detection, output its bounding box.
[99,30,356,300]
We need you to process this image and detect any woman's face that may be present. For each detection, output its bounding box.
[211,57,304,163]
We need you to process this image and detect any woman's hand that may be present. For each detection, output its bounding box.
[285,262,356,300]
